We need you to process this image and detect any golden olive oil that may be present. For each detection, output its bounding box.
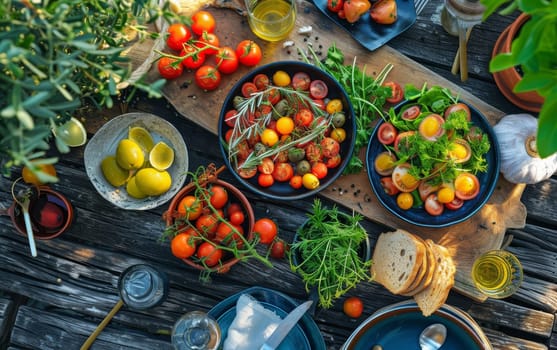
[471,250,523,298]
[247,0,296,42]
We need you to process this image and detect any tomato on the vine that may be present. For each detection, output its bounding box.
[254,218,278,244]
[191,10,216,35]
[229,210,245,225]
[196,214,219,235]
[216,46,239,74]
[171,233,196,259]
[196,242,223,266]
[195,31,220,55]
[383,81,404,104]
[269,239,287,259]
[166,23,192,51]
[194,65,221,91]
[236,40,262,66]
[181,44,206,70]
[327,0,344,12]
[158,56,183,79]
[177,195,202,220]
[343,296,364,318]
[209,185,228,209]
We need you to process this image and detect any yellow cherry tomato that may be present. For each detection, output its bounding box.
[396,192,414,210]
[302,173,320,190]
[260,128,279,147]
[326,99,343,114]
[437,186,455,204]
[272,70,291,87]
[276,116,295,135]
[330,128,346,143]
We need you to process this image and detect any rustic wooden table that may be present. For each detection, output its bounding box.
[1,0,556,349]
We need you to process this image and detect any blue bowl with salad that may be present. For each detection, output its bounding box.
[366,85,500,228]
[218,61,356,200]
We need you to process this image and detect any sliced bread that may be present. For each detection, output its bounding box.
[413,241,456,317]
[371,229,426,295]
[400,238,437,296]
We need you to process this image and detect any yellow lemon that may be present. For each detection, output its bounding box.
[116,139,145,170]
[53,117,87,147]
[101,155,130,187]
[126,175,147,199]
[149,141,174,171]
[129,126,155,152]
[135,167,172,196]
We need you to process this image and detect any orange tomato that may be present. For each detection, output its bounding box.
[171,233,196,259]
[343,296,364,318]
[22,163,57,186]
[370,0,397,24]
[177,195,203,220]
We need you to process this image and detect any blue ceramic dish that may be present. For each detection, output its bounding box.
[365,101,500,228]
[208,286,326,350]
[310,0,417,51]
[341,300,492,350]
[218,61,356,201]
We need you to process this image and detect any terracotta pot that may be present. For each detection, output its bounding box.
[0,186,74,240]
[164,179,255,274]
[492,13,544,112]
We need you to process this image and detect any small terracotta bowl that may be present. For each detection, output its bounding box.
[1,186,74,240]
[164,179,255,274]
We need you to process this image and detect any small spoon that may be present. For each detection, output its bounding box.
[419,323,447,350]
[14,189,37,257]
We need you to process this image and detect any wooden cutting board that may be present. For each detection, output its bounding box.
[128,1,527,301]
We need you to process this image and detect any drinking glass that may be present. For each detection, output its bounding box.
[471,250,523,299]
[172,311,221,350]
[244,0,297,42]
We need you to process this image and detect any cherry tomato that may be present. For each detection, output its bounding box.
[196,242,223,267]
[196,214,219,235]
[236,40,262,66]
[276,117,295,135]
[343,296,364,318]
[370,0,398,24]
[305,142,323,163]
[374,151,396,176]
[166,23,192,51]
[393,131,415,152]
[241,82,258,97]
[224,109,238,128]
[401,105,421,121]
[292,72,311,91]
[215,46,239,74]
[445,197,464,210]
[191,10,216,35]
[327,0,344,12]
[337,8,346,19]
[418,181,440,201]
[171,233,196,259]
[227,202,242,215]
[444,103,471,121]
[294,108,314,127]
[254,218,278,244]
[326,99,343,114]
[309,80,328,99]
[272,162,294,182]
[177,195,202,220]
[238,164,257,179]
[158,57,183,79]
[257,157,275,175]
[181,44,206,70]
[215,222,234,242]
[272,70,291,87]
[325,154,342,168]
[330,128,347,143]
[383,81,403,104]
[253,73,270,90]
[454,173,480,200]
[392,163,420,192]
[380,177,400,196]
[258,173,275,187]
[270,239,287,259]
[313,99,326,110]
[209,185,228,209]
[302,172,320,190]
[194,65,221,91]
[424,193,444,216]
[437,186,455,204]
[321,137,340,158]
[260,128,279,147]
[377,122,398,145]
[289,175,303,189]
[196,31,219,55]
[397,192,414,210]
[311,162,328,179]
[229,210,245,225]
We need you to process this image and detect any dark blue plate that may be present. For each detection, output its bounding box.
[342,301,487,350]
[310,0,417,51]
[208,287,325,350]
[365,101,500,228]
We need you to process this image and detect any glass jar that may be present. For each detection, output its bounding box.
[171,311,221,350]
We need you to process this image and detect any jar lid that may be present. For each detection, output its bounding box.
[118,264,168,310]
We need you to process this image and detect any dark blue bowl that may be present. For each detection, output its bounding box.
[365,101,500,228]
[218,61,356,201]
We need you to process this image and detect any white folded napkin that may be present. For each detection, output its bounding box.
[223,294,282,350]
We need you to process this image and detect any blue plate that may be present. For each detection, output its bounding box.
[310,0,417,51]
[365,101,500,228]
[342,301,489,350]
[208,287,325,350]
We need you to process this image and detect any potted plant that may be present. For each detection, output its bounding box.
[480,0,557,158]
[0,0,185,178]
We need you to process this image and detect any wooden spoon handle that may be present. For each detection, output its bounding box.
[80,299,124,350]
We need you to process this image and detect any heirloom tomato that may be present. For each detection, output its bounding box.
[343,0,371,23]
[236,40,262,66]
[272,163,294,182]
[191,10,216,35]
[370,0,397,24]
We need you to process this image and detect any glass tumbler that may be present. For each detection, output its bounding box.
[172,311,221,350]
[244,0,297,42]
[471,250,523,299]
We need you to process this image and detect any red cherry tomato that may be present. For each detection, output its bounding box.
[196,242,223,267]
[380,177,400,196]
[194,65,221,91]
[241,82,259,97]
[253,73,270,90]
[383,81,404,104]
[171,233,196,259]
[294,108,314,127]
[158,57,183,79]
[424,193,444,216]
[327,0,344,12]
[209,185,228,209]
[253,218,278,244]
[377,122,398,145]
[292,72,311,91]
[196,214,219,235]
[343,296,364,318]
[236,40,262,66]
[444,103,471,121]
[445,197,464,210]
[181,44,206,70]
[401,105,421,121]
[309,80,328,99]
[418,181,440,201]
[166,23,192,51]
[272,162,294,182]
[216,46,239,74]
[289,175,303,189]
[196,31,219,55]
[269,239,287,259]
[191,10,216,35]
[311,162,328,179]
[258,173,274,187]
[229,210,245,225]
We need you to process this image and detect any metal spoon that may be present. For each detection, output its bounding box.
[419,323,447,350]
[14,189,37,257]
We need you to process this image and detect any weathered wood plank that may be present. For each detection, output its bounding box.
[0,296,15,346]
[483,327,549,350]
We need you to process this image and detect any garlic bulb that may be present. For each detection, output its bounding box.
[494,114,557,184]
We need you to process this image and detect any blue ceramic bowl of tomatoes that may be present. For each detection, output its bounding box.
[218,61,356,201]
[366,99,500,228]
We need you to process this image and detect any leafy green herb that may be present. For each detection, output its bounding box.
[301,44,393,174]
[289,199,372,308]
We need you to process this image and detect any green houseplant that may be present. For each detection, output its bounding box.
[0,0,184,178]
[480,0,557,158]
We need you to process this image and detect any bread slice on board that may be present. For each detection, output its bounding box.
[400,239,436,296]
[371,229,426,295]
[413,241,456,317]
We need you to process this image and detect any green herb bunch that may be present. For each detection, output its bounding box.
[0,0,184,176]
[302,44,393,174]
[289,199,373,308]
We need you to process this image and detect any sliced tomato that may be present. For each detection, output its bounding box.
[392,163,420,192]
[424,193,444,216]
[241,82,258,97]
[393,131,415,153]
[418,181,440,201]
[377,122,398,145]
[384,81,403,104]
[257,157,275,174]
[454,173,480,200]
[309,80,328,99]
[380,177,400,196]
[445,197,464,210]
[444,103,471,121]
[401,105,421,121]
[253,73,270,90]
[292,72,311,91]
